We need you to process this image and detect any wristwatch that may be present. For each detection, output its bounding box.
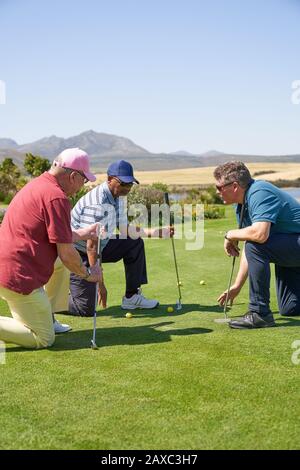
[224,232,231,241]
[82,267,91,279]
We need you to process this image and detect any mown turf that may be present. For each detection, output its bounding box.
[0,206,300,450]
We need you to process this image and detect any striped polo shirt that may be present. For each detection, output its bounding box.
[71,181,127,253]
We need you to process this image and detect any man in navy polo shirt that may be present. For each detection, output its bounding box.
[214,161,300,329]
[68,160,173,316]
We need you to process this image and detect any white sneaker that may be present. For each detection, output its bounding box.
[121,290,159,310]
[53,319,72,334]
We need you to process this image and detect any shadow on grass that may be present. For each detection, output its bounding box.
[274,316,300,327]
[6,321,213,352]
[52,321,212,351]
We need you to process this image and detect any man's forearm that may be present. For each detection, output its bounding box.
[86,239,98,266]
[234,248,248,289]
[58,245,89,278]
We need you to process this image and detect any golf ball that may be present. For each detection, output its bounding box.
[125,312,133,318]
[200,280,206,285]
[167,306,174,313]
[177,281,183,286]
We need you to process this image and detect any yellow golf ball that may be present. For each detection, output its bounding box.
[167,306,174,313]
[200,280,206,285]
[125,312,133,318]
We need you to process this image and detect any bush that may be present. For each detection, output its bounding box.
[24,153,51,177]
[127,186,165,211]
[183,186,222,205]
[0,209,6,224]
[69,184,93,207]
[0,158,21,197]
[3,194,14,205]
[150,182,169,193]
[203,204,225,219]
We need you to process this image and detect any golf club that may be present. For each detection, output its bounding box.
[91,223,101,350]
[164,192,182,310]
[215,201,245,324]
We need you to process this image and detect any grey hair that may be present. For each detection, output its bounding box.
[213,161,252,189]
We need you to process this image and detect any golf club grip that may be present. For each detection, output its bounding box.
[97,236,102,265]
[164,192,170,206]
[164,192,175,228]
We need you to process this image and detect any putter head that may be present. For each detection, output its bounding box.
[90,340,99,350]
[175,300,182,311]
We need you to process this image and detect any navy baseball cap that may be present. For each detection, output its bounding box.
[107,160,139,184]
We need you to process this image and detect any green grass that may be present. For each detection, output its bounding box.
[0,206,300,450]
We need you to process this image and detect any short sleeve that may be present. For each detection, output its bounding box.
[249,189,281,224]
[43,198,72,243]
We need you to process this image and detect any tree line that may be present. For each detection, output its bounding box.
[0,153,51,203]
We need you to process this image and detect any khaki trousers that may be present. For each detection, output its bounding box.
[0,258,70,349]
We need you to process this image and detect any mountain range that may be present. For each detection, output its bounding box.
[0,130,299,172]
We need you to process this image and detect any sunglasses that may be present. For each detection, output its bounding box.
[64,167,89,184]
[215,181,235,191]
[114,177,133,187]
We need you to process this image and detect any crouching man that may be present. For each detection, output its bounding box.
[0,148,102,349]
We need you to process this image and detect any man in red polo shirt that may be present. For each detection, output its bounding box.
[0,148,102,349]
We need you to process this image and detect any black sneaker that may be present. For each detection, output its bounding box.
[229,311,276,329]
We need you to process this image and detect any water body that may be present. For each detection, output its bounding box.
[171,188,300,202]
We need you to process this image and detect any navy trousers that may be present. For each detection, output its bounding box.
[68,237,148,317]
[245,233,300,316]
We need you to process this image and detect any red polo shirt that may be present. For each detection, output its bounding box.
[0,172,72,294]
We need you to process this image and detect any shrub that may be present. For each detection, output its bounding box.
[203,204,225,219]
[69,184,93,207]
[150,182,169,193]
[0,209,6,224]
[183,186,222,204]
[3,194,14,205]
[127,186,165,226]
[0,158,21,196]
[24,153,51,177]
[127,186,165,212]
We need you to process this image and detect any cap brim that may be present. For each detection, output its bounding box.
[118,175,139,184]
[84,171,97,182]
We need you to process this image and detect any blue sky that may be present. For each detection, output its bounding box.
[0,0,300,155]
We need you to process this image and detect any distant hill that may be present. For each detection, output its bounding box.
[170,150,197,156]
[17,130,150,159]
[0,130,299,171]
[0,138,18,149]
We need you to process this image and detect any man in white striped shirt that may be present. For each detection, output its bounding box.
[68,160,172,316]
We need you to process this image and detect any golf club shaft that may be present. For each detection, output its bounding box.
[171,236,182,300]
[223,256,236,318]
[92,228,101,345]
[223,202,246,318]
[164,193,182,301]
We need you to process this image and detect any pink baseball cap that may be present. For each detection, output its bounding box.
[54,148,96,182]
